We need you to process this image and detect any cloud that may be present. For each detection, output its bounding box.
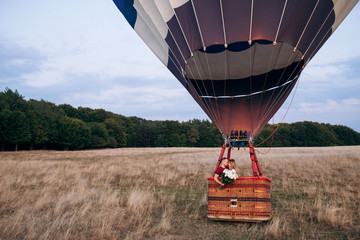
[60,79,205,120]
[68,84,185,105]
[297,99,359,114]
[1,0,173,89]
[298,56,360,97]
[310,6,360,65]
[302,64,349,81]
[342,98,360,105]
[21,70,66,88]
[15,30,173,87]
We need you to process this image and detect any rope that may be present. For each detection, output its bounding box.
[301,7,333,60]
[190,0,206,50]
[204,53,225,132]
[249,43,255,132]
[221,48,229,133]
[170,5,224,130]
[190,1,227,132]
[200,78,297,98]
[256,0,289,125]
[172,8,193,58]
[274,0,288,45]
[254,46,300,131]
[256,40,281,128]
[249,0,254,45]
[137,9,215,130]
[253,52,301,135]
[220,0,227,47]
[254,0,328,134]
[303,24,332,68]
[191,54,223,129]
[294,0,320,52]
[220,0,229,133]
[255,0,333,136]
[254,22,307,133]
[249,0,255,131]
[254,73,301,149]
[255,118,274,154]
[254,71,300,135]
[188,1,225,132]
[134,4,223,132]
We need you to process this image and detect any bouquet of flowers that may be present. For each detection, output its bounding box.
[220,169,237,189]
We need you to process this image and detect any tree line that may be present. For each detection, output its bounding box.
[1,88,359,151]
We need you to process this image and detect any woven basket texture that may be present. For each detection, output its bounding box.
[207,176,272,222]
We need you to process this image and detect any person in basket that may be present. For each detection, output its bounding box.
[214,157,229,187]
[229,159,239,179]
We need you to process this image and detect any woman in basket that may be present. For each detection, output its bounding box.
[229,159,239,179]
[214,157,229,187]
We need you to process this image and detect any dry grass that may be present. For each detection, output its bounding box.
[0,146,359,239]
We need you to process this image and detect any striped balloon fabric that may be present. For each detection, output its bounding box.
[113,0,358,137]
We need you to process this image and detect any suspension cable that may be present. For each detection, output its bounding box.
[255,117,275,154]
[254,73,301,148]
[171,4,224,130]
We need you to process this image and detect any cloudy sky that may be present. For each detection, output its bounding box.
[1,1,359,132]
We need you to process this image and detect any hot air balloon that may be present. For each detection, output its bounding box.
[113,0,358,222]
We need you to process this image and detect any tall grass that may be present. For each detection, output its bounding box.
[0,146,359,239]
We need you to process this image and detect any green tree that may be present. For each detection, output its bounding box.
[89,109,108,122]
[89,122,109,148]
[273,124,291,147]
[155,120,186,147]
[135,120,160,147]
[58,104,78,118]
[190,119,222,147]
[0,91,6,110]
[76,107,92,122]
[27,110,48,150]
[28,99,60,149]
[0,110,10,150]
[253,124,273,147]
[5,110,31,150]
[1,88,28,111]
[330,125,360,146]
[187,127,200,146]
[58,117,90,150]
[104,118,127,147]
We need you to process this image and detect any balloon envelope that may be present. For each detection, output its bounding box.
[113,0,358,137]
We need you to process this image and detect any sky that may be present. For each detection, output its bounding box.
[0,1,359,132]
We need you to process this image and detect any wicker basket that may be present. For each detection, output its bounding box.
[207,176,272,222]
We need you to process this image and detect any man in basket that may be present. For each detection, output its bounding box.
[214,157,229,187]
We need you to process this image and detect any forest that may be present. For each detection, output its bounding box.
[1,88,360,151]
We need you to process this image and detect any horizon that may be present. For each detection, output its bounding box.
[3,86,359,134]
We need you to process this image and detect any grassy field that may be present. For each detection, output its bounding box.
[0,146,359,239]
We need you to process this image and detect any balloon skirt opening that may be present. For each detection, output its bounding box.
[207,176,272,222]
